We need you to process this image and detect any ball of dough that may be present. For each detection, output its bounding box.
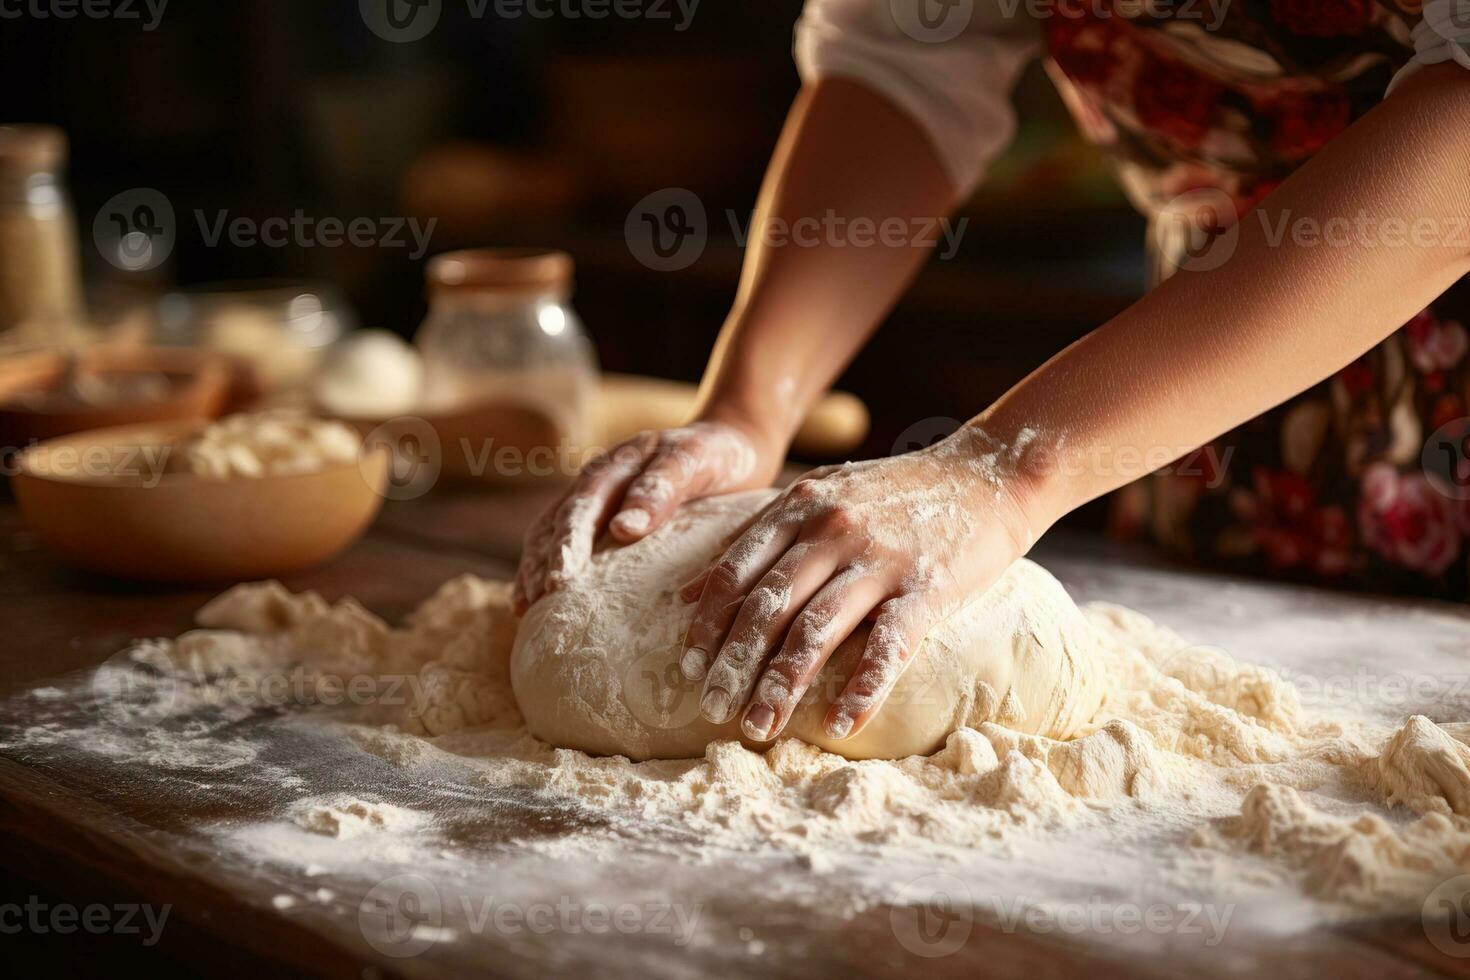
[511,491,1108,761]
[314,330,424,418]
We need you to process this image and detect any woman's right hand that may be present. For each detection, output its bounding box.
[513,418,784,614]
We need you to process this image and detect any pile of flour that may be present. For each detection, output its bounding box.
[80,571,1470,922]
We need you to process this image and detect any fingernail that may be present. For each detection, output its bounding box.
[680,647,710,680]
[701,687,732,724]
[825,714,854,740]
[742,704,775,741]
[611,509,651,536]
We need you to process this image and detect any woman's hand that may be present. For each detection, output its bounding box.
[513,418,784,614]
[678,428,1041,744]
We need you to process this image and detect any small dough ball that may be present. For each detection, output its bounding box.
[314,330,424,418]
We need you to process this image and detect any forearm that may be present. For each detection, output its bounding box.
[695,77,959,446]
[979,64,1470,536]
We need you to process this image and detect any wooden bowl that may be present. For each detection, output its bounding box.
[12,420,388,584]
[0,347,230,450]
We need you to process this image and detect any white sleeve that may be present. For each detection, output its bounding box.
[794,0,1039,197]
[1387,0,1470,95]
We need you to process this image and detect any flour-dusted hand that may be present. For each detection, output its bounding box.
[678,428,1047,743]
[513,420,782,613]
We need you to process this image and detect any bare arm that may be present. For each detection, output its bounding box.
[681,63,1470,745]
[695,76,958,446]
[993,63,1470,535]
[515,76,963,611]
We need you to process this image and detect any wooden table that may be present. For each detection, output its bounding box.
[1,486,1467,979]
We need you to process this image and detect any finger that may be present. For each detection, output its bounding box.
[609,439,704,542]
[698,541,846,727]
[677,476,829,603]
[824,597,929,740]
[543,436,656,590]
[678,510,799,683]
[513,511,556,613]
[740,568,888,741]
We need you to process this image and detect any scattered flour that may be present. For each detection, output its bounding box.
[10,558,1470,930]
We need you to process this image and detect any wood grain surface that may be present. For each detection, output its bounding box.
[2,486,1468,979]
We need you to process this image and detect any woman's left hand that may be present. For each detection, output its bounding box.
[678,429,1041,744]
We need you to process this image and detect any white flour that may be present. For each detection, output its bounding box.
[9,563,1470,946]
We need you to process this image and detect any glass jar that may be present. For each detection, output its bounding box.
[415,248,597,449]
[0,125,84,333]
[156,280,351,393]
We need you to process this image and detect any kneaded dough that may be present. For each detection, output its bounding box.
[511,490,1109,761]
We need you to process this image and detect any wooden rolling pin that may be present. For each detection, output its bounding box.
[597,374,869,457]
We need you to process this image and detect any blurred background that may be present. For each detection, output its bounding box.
[0,0,1146,524]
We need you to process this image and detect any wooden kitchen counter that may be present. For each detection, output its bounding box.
[0,485,1466,979]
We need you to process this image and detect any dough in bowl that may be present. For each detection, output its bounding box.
[511,490,1108,761]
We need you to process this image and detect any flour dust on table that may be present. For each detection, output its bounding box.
[9,491,1470,948]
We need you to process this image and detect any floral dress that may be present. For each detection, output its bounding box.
[795,0,1470,598]
[1038,1,1470,598]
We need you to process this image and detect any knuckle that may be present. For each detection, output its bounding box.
[787,613,831,654]
[706,561,743,595]
[787,478,820,502]
[820,505,858,535]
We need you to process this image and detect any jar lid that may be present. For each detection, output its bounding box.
[427,248,573,296]
[0,125,68,173]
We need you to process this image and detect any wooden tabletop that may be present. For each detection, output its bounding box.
[2,484,1468,979]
